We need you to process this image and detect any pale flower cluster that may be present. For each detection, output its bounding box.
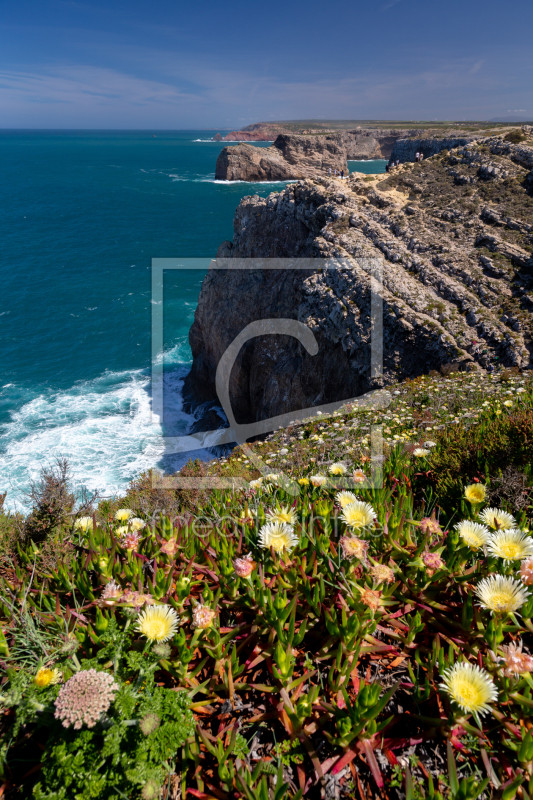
[54,669,118,729]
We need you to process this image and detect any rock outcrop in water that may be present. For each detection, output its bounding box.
[186,134,533,425]
[215,134,349,182]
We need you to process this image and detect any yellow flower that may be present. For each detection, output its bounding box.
[441,663,497,724]
[74,516,93,532]
[488,529,533,563]
[136,605,180,642]
[341,501,376,529]
[479,507,516,530]
[329,462,348,476]
[454,520,490,550]
[475,575,530,615]
[115,508,133,522]
[504,399,513,407]
[464,483,487,505]
[298,477,310,486]
[129,518,146,531]
[258,521,298,553]
[266,505,298,525]
[336,491,358,509]
[34,667,62,688]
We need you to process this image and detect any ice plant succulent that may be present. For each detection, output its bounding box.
[455,520,490,550]
[370,563,395,584]
[340,500,375,530]
[310,475,327,487]
[191,604,216,630]
[34,667,62,688]
[258,521,298,553]
[54,669,118,729]
[488,529,533,563]
[441,663,497,725]
[475,575,530,615]
[115,508,133,522]
[74,516,93,532]
[129,517,146,531]
[339,535,368,562]
[500,640,533,676]
[329,462,348,475]
[136,605,179,642]
[464,483,487,505]
[266,504,297,525]
[233,552,256,578]
[520,557,533,586]
[336,491,358,509]
[479,507,516,530]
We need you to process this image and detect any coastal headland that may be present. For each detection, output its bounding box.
[187,127,533,424]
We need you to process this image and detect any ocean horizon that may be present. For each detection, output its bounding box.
[0,130,386,511]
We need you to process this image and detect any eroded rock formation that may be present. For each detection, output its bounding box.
[186,135,533,425]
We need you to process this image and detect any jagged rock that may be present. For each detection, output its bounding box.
[185,136,533,424]
[215,134,349,181]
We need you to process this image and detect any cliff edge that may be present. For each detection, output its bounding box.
[186,133,533,425]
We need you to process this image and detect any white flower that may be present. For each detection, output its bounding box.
[487,529,533,563]
[475,575,530,615]
[455,520,490,550]
[258,521,298,553]
[441,663,497,724]
[329,462,348,475]
[413,448,430,457]
[479,507,516,530]
[340,501,376,529]
[336,491,358,508]
[310,475,327,487]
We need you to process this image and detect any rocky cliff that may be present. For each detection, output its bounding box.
[389,136,480,164]
[185,134,533,425]
[215,134,349,181]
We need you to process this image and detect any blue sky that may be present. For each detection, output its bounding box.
[1,0,532,128]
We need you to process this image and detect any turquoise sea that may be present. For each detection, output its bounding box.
[0,130,386,510]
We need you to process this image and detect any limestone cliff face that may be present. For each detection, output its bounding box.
[215,135,348,181]
[186,135,533,425]
[389,136,480,164]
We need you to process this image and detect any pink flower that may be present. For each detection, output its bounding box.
[500,640,533,676]
[361,589,381,611]
[121,531,142,551]
[340,535,369,562]
[520,557,533,586]
[160,537,179,557]
[420,516,442,536]
[192,604,216,630]
[422,552,445,571]
[101,580,122,605]
[233,553,256,578]
[352,469,366,484]
[54,670,118,729]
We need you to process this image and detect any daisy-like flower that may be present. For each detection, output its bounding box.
[352,468,366,484]
[266,504,298,525]
[441,663,497,724]
[520,557,533,586]
[341,501,376,530]
[121,530,142,551]
[503,399,514,407]
[136,605,180,642]
[34,667,62,688]
[248,478,263,490]
[420,516,442,536]
[370,563,395,584]
[500,640,533,676]
[339,535,368,561]
[129,518,146,532]
[74,516,93,532]
[265,473,281,482]
[115,508,133,522]
[479,507,516,530]
[191,604,216,630]
[424,440,437,448]
[310,475,327,487]
[475,575,530,615]
[413,448,430,457]
[488,529,533,563]
[336,491,358,509]
[464,483,487,505]
[298,477,310,486]
[455,520,490,550]
[329,462,348,476]
[258,521,298,553]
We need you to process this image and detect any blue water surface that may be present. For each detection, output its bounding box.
[0,129,386,509]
